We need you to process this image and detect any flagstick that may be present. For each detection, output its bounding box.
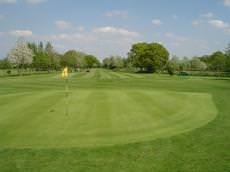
[62,67,69,116]
[65,76,69,116]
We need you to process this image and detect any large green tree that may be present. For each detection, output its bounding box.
[84,55,100,68]
[61,50,79,68]
[209,51,226,71]
[128,42,169,73]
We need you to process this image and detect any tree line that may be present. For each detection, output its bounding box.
[0,39,100,74]
[0,39,230,75]
[167,48,230,75]
[103,42,230,74]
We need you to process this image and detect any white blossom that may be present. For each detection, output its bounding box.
[8,40,33,67]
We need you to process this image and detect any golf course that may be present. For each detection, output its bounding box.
[0,69,229,171]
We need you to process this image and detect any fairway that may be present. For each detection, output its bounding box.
[0,69,229,172]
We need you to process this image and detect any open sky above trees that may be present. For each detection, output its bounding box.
[0,0,230,59]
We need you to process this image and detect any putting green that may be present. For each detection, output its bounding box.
[0,89,217,148]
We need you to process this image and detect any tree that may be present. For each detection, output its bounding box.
[225,43,230,56]
[224,54,230,72]
[103,56,125,69]
[123,58,130,68]
[209,51,226,71]
[0,58,12,69]
[113,56,124,69]
[28,42,51,71]
[179,57,190,71]
[84,55,100,68]
[7,40,33,73]
[169,55,180,71]
[128,42,169,73]
[225,43,230,72]
[103,57,112,68]
[39,41,44,50]
[166,62,175,75]
[74,51,88,68]
[190,57,207,71]
[45,42,60,70]
[61,50,78,68]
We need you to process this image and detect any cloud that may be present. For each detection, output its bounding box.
[53,43,65,49]
[49,33,94,41]
[202,12,214,18]
[43,32,97,43]
[50,33,71,40]
[164,32,187,47]
[36,27,140,58]
[224,0,230,6]
[0,0,17,4]
[208,19,228,29]
[78,26,85,32]
[170,42,181,47]
[192,20,201,27]
[164,32,174,38]
[9,30,33,37]
[105,10,128,19]
[164,32,187,41]
[55,20,72,29]
[94,26,139,37]
[24,0,45,5]
[152,19,162,27]
[208,19,230,34]
[225,28,230,34]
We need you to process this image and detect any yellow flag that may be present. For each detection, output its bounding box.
[62,67,68,78]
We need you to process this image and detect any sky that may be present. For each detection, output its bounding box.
[0,0,230,60]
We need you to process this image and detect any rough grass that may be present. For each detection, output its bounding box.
[0,69,229,172]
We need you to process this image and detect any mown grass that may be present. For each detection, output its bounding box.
[0,69,229,172]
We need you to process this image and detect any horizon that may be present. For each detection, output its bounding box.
[0,0,230,60]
